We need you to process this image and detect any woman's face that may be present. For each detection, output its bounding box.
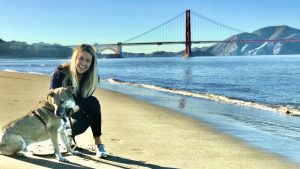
[75,50,93,75]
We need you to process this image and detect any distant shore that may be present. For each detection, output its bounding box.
[0,71,299,169]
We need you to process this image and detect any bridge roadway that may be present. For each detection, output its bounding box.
[67,39,300,57]
[100,39,300,46]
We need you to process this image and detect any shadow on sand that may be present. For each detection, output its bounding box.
[8,155,92,169]
[6,147,177,169]
[79,147,178,169]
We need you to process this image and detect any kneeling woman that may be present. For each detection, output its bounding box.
[50,44,107,158]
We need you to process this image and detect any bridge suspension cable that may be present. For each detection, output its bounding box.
[123,11,185,43]
[190,10,245,33]
[122,10,247,45]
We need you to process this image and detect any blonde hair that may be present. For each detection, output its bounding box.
[69,44,99,98]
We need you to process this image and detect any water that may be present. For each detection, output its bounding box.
[1,55,300,163]
[100,55,300,113]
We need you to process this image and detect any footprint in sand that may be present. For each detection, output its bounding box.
[111,138,122,144]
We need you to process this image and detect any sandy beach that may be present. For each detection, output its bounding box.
[0,71,299,169]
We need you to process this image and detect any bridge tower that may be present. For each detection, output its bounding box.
[185,10,191,57]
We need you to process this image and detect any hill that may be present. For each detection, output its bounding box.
[203,25,300,56]
[0,40,72,58]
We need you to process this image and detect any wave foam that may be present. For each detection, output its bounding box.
[3,69,45,75]
[27,64,47,67]
[3,69,19,72]
[106,78,300,116]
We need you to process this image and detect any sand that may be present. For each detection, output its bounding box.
[0,71,299,169]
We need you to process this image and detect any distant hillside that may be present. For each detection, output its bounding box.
[0,39,72,58]
[204,25,300,56]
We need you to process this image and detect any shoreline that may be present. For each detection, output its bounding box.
[106,78,300,116]
[0,71,299,169]
[3,68,299,116]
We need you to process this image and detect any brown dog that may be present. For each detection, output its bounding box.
[0,87,81,162]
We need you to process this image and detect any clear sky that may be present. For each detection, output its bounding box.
[0,0,299,52]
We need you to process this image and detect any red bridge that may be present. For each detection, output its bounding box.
[91,10,300,57]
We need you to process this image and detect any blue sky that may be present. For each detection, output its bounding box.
[0,0,299,52]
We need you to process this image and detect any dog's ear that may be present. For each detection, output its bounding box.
[48,90,55,97]
[39,100,48,105]
[66,86,74,95]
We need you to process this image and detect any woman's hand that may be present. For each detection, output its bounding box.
[72,105,80,113]
[66,105,80,117]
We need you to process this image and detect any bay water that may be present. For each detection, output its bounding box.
[1,55,300,163]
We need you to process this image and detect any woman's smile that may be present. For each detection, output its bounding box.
[75,51,92,74]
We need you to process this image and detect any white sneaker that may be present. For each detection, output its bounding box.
[95,144,108,158]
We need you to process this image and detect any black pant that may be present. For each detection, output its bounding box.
[70,96,102,137]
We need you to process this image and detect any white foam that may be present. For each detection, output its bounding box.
[106,78,300,116]
[28,72,45,75]
[3,69,19,72]
[3,69,45,75]
[27,64,47,67]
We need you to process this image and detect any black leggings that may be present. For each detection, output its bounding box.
[70,96,102,137]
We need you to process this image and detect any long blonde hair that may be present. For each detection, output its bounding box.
[69,44,99,98]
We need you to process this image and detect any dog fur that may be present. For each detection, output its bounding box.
[0,87,81,162]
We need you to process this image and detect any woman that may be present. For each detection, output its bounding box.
[50,44,107,158]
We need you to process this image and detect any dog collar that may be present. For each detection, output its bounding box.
[33,111,47,127]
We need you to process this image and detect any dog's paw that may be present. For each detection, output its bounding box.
[58,156,69,162]
[16,152,26,157]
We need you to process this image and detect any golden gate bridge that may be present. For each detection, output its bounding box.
[77,10,300,57]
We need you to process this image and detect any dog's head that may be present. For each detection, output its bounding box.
[47,87,76,118]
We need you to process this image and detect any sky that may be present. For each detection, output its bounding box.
[0,0,299,53]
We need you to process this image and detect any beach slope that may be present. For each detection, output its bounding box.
[0,71,299,169]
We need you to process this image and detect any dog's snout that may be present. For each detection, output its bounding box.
[54,107,65,117]
[66,108,74,117]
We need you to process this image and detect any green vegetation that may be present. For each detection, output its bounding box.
[0,39,72,59]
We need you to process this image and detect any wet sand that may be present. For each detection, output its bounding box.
[0,71,299,169]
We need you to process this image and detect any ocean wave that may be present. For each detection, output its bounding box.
[27,72,45,75]
[106,78,300,116]
[27,64,47,67]
[3,69,45,75]
[3,69,19,72]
